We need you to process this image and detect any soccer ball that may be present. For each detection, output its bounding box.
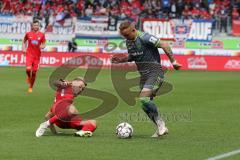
[116,122,133,139]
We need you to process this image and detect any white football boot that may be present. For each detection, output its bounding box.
[74,130,93,137]
[35,121,49,137]
[151,119,169,138]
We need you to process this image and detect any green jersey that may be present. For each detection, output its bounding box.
[126,31,163,78]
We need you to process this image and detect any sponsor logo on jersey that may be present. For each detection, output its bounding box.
[31,40,39,45]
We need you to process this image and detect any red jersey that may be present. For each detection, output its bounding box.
[54,85,74,103]
[24,31,46,58]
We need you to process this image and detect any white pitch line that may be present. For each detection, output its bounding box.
[207,149,240,160]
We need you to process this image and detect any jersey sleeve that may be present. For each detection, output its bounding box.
[41,33,46,44]
[141,32,160,47]
[127,54,134,62]
[23,33,28,42]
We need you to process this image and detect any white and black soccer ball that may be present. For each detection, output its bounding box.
[116,122,133,139]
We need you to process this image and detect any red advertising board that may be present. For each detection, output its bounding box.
[0,51,240,71]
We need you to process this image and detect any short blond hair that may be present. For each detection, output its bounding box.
[73,77,87,86]
[119,21,134,32]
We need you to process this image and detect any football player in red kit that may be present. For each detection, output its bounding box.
[35,77,97,137]
[22,20,46,93]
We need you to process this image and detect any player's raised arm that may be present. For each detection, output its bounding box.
[53,79,72,88]
[158,42,182,70]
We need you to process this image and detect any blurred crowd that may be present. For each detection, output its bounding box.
[0,0,240,33]
[0,0,240,20]
[0,0,239,18]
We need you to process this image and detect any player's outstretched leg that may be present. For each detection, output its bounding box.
[26,68,33,93]
[29,70,37,92]
[139,97,168,137]
[26,69,31,85]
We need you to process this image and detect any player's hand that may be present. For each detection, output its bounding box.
[40,43,46,49]
[110,56,121,64]
[172,61,182,70]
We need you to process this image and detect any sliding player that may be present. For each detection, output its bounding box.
[111,21,182,137]
[35,77,97,137]
[22,20,46,93]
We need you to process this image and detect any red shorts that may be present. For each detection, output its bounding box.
[54,118,83,130]
[50,99,83,129]
[26,55,40,71]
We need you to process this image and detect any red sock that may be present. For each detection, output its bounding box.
[26,69,31,79]
[81,121,97,132]
[49,115,59,124]
[30,71,37,88]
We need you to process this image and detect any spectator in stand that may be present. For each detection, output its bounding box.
[85,5,93,17]
[94,3,107,16]
[200,8,211,20]
[191,4,201,19]
[68,38,77,52]
[1,0,11,14]
[182,5,191,19]
[170,1,177,18]
[209,1,216,17]
[218,6,228,33]
[176,0,184,18]
[232,7,239,19]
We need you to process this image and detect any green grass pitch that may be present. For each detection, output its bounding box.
[0,67,240,160]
